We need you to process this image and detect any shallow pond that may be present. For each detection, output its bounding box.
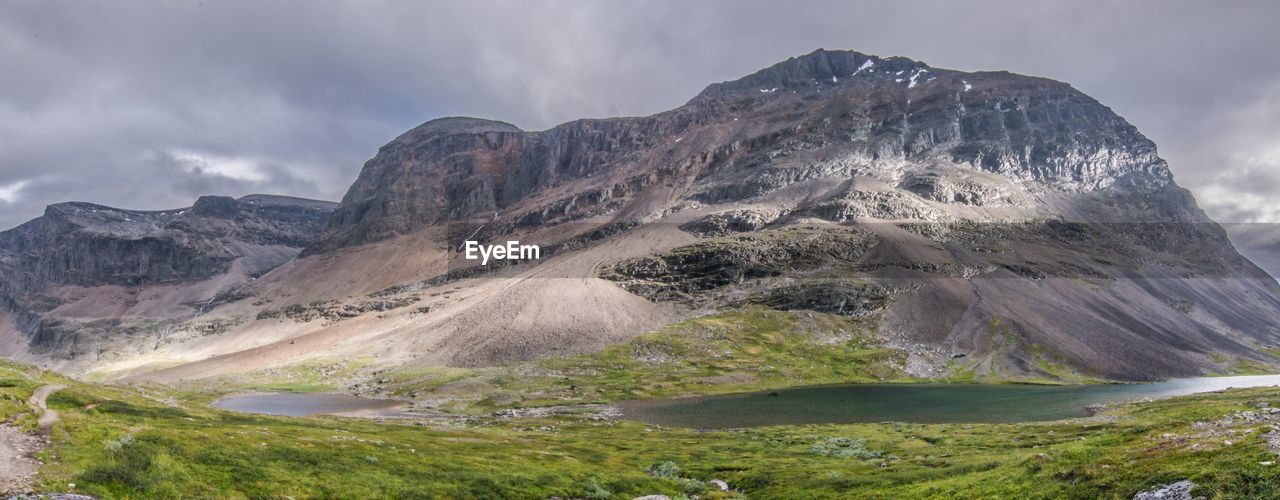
[618,374,1280,428]
[213,392,408,417]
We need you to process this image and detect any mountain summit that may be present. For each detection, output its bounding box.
[309,49,1183,253]
[2,50,1277,383]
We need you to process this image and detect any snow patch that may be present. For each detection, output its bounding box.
[907,69,930,89]
[963,80,973,92]
[851,59,875,77]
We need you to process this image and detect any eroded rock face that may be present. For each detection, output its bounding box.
[0,195,336,357]
[0,195,334,289]
[601,228,876,302]
[310,49,1180,253]
[318,118,525,251]
[679,210,779,237]
[899,172,1016,206]
[799,191,946,222]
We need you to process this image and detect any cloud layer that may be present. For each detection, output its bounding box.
[2,1,1278,269]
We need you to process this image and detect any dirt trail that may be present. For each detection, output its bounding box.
[1,384,63,494]
[0,424,43,495]
[30,384,66,428]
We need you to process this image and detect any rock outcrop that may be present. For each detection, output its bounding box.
[0,194,335,362]
[0,194,332,289]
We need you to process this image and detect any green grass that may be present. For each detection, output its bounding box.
[538,308,907,398]
[1219,358,1278,376]
[379,308,913,412]
[380,308,1119,414]
[5,356,1280,498]
[5,305,1277,498]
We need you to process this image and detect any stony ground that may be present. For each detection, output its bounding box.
[0,424,44,495]
[1,384,63,496]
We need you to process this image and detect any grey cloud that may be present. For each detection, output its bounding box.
[1223,224,1280,279]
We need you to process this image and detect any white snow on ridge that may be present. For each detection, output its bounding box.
[851,60,874,77]
[907,69,930,89]
[963,80,973,92]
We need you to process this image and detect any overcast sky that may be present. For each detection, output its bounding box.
[2,1,1279,268]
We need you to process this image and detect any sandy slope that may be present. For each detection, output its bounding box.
[121,217,700,382]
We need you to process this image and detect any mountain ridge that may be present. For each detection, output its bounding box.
[307,49,1183,256]
[0,194,336,365]
[3,49,1278,384]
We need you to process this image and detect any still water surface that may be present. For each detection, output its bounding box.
[213,392,407,417]
[619,375,1280,428]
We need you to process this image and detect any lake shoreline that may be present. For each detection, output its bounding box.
[616,374,1280,428]
[213,391,411,417]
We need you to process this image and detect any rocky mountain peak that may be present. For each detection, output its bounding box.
[0,195,336,290]
[310,49,1185,253]
[693,48,925,99]
[387,117,523,149]
[0,194,337,360]
[191,195,241,218]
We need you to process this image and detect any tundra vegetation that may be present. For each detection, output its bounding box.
[5,352,1280,498]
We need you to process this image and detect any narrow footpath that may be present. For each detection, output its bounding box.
[0,384,65,495]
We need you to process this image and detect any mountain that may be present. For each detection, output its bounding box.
[310,48,1173,254]
[4,49,1279,383]
[0,194,335,368]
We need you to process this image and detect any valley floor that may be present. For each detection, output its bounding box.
[3,358,1280,499]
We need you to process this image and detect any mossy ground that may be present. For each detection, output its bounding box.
[373,308,1113,414]
[5,308,1278,498]
[376,308,913,413]
[5,358,1280,498]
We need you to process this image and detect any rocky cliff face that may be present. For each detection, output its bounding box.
[0,194,333,289]
[0,194,335,361]
[311,49,1185,254]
